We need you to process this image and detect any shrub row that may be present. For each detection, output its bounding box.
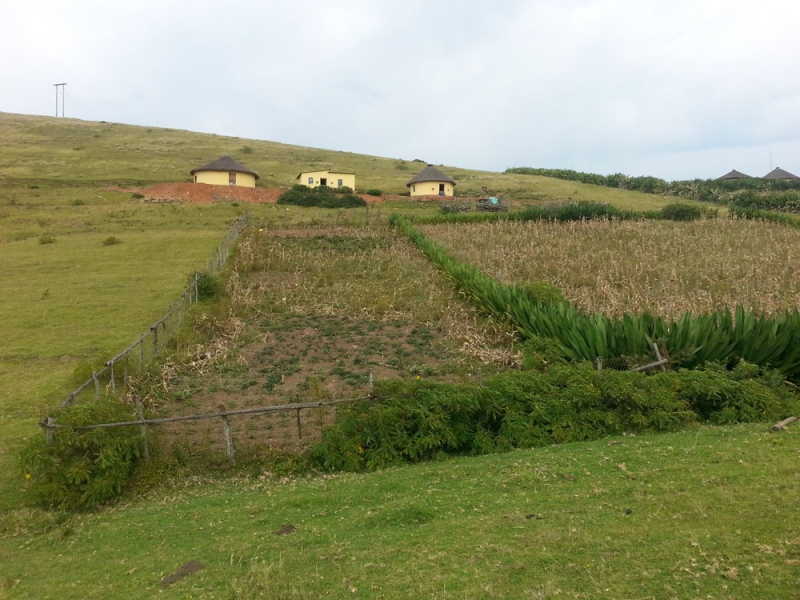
[312,361,798,471]
[729,190,800,213]
[277,184,366,209]
[729,206,800,228]
[505,167,800,212]
[391,215,800,382]
[423,201,707,225]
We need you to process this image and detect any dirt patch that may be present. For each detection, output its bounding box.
[129,182,286,204]
[161,560,205,587]
[110,182,409,205]
[154,313,462,457]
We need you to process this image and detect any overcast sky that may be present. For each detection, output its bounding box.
[3,0,799,181]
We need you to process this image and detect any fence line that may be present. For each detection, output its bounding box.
[60,214,250,408]
[43,395,375,463]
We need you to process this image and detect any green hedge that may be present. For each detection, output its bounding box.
[20,400,144,509]
[311,362,797,471]
[277,185,366,208]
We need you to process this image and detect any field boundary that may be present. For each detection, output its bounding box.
[60,213,251,408]
[44,395,375,463]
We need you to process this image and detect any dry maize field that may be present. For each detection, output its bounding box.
[422,217,800,319]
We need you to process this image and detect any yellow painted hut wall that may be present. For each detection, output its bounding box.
[298,171,356,191]
[409,181,455,197]
[194,171,256,188]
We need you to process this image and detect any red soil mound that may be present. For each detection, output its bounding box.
[139,182,285,204]
[131,183,407,205]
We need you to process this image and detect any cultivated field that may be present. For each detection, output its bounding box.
[422,217,800,319]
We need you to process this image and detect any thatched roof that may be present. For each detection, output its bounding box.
[190,155,259,179]
[406,164,456,187]
[763,167,799,180]
[717,169,751,180]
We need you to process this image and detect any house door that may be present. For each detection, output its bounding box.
[229,172,237,186]
[320,178,328,187]
[439,183,445,196]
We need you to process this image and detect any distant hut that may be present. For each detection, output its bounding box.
[407,164,456,197]
[296,170,356,191]
[717,169,751,181]
[763,167,800,180]
[190,155,259,188]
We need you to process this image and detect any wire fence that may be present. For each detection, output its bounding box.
[60,214,250,408]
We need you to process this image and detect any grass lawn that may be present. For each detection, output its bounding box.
[2,424,799,598]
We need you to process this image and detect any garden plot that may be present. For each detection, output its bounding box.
[422,217,800,319]
[148,226,515,456]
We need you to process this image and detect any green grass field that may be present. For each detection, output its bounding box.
[1,112,798,599]
[2,425,799,598]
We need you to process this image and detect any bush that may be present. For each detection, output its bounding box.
[102,236,122,246]
[20,400,143,509]
[366,189,383,197]
[131,192,145,199]
[334,186,353,194]
[240,145,254,154]
[311,363,797,471]
[192,271,220,300]
[278,185,366,209]
[661,203,703,221]
[39,234,55,244]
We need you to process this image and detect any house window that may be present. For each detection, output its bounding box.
[229,172,236,186]
[308,177,314,185]
[412,185,416,192]
[338,179,343,187]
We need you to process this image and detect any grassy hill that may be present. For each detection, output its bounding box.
[1,112,796,599]
[0,111,681,206]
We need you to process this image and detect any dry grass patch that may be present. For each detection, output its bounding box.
[422,217,800,319]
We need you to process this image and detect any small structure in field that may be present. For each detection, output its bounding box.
[407,164,456,197]
[717,169,751,180]
[296,170,356,191]
[763,167,800,180]
[190,155,259,188]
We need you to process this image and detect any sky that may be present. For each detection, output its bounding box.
[2,0,799,181]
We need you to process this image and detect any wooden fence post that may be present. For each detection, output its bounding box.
[220,406,235,463]
[135,396,150,462]
[110,362,116,393]
[152,326,159,357]
[124,358,129,395]
[653,343,667,372]
[368,370,374,393]
[296,409,303,439]
[596,357,603,372]
[93,371,101,398]
[44,417,54,446]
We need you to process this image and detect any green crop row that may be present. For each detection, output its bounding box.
[390,215,800,382]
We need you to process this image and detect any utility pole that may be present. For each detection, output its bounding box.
[53,83,66,117]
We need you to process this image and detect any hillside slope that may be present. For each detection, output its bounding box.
[0,112,676,207]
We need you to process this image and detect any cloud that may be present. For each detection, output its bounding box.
[2,0,799,180]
